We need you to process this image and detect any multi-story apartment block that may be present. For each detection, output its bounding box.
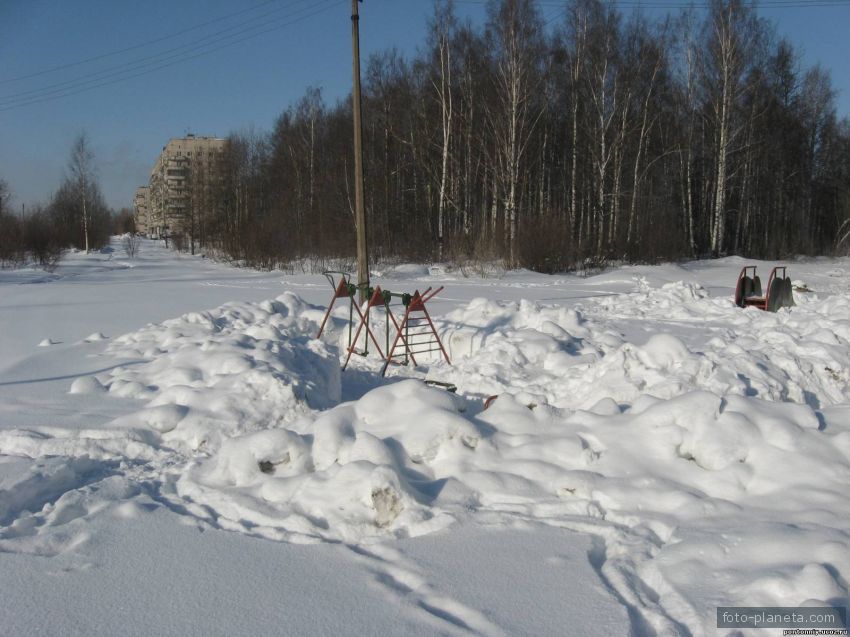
[133,186,150,236]
[143,134,227,241]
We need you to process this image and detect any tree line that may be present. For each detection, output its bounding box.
[6,0,849,273]
[0,134,116,269]
[193,0,849,272]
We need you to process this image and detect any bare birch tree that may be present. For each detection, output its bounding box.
[429,0,457,259]
[68,133,95,254]
[0,178,9,218]
[701,0,759,256]
[485,0,544,266]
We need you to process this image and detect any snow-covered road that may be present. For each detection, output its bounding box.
[2,238,849,636]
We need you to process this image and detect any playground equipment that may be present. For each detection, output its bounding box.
[734,266,795,312]
[378,286,451,377]
[316,271,451,376]
[316,271,381,356]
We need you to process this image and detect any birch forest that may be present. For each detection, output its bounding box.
[202,0,850,271]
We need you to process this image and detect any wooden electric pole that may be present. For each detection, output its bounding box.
[351,0,369,303]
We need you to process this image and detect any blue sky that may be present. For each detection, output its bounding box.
[1,0,848,211]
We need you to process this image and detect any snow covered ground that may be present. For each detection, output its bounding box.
[2,238,849,636]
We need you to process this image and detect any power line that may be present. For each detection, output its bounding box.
[0,0,339,109]
[0,0,280,85]
[0,0,319,104]
[3,0,846,111]
[7,0,848,101]
[0,1,344,112]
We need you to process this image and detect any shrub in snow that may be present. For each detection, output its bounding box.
[122,234,141,259]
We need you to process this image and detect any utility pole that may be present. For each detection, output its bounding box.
[351,0,369,303]
[21,203,25,223]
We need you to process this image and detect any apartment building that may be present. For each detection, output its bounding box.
[133,186,150,236]
[145,134,227,241]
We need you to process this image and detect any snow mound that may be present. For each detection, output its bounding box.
[590,280,727,320]
[177,380,470,542]
[437,296,741,409]
[373,263,431,279]
[580,279,850,408]
[436,280,850,415]
[169,373,850,635]
[99,292,341,449]
[438,298,600,406]
[69,376,106,395]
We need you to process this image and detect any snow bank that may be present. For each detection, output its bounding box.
[438,295,739,409]
[585,280,850,408]
[172,370,850,633]
[82,292,341,449]
[415,282,850,633]
[440,282,850,414]
[177,380,470,543]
